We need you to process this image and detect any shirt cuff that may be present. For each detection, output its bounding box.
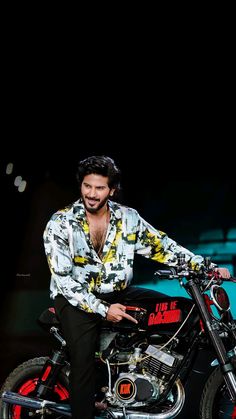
[96,301,110,318]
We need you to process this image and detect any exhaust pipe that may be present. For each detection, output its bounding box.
[2,378,185,419]
[1,391,72,417]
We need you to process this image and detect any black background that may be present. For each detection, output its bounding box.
[1,144,235,418]
[1,41,235,416]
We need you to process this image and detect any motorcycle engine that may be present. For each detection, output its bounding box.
[113,372,159,407]
[142,344,183,380]
[109,344,183,407]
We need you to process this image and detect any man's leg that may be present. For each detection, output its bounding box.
[55,295,101,419]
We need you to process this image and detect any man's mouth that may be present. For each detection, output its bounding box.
[86,198,99,206]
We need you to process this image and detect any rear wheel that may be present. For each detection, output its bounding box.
[199,361,236,419]
[0,357,70,419]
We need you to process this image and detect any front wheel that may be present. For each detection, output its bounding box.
[199,362,236,419]
[0,357,70,419]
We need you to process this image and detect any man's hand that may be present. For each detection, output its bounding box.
[106,303,138,324]
[215,267,231,279]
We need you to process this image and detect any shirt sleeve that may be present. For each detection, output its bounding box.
[134,215,203,270]
[43,217,110,318]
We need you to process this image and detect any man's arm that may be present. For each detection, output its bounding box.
[135,215,204,269]
[134,216,231,278]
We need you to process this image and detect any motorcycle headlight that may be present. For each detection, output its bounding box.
[210,285,230,312]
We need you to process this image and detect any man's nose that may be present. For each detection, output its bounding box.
[88,188,97,197]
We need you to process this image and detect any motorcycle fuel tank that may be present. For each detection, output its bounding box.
[112,296,198,336]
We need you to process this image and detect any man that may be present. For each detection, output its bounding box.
[43,155,230,418]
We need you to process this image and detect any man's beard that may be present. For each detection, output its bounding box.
[82,194,109,214]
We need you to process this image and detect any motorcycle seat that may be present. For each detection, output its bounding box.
[37,307,60,331]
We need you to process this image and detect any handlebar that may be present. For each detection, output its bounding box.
[154,268,177,278]
[224,276,236,283]
[154,267,236,283]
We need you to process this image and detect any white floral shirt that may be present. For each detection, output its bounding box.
[43,199,203,317]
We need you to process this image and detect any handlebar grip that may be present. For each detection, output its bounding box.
[221,276,236,283]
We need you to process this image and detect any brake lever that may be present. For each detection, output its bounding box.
[214,275,236,283]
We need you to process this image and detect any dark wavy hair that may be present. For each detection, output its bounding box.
[76,156,121,196]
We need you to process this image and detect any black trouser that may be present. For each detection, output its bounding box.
[55,286,167,419]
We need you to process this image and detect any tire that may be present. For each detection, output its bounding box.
[199,360,236,419]
[0,357,70,419]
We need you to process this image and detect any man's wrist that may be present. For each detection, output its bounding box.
[100,302,110,319]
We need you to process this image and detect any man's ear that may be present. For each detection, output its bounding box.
[110,189,115,197]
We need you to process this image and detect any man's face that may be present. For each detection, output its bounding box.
[81,174,114,213]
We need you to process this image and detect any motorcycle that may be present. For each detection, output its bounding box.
[1,256,236,418]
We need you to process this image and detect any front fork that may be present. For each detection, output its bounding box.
[188,280,236,402]
[35,327,68,398]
